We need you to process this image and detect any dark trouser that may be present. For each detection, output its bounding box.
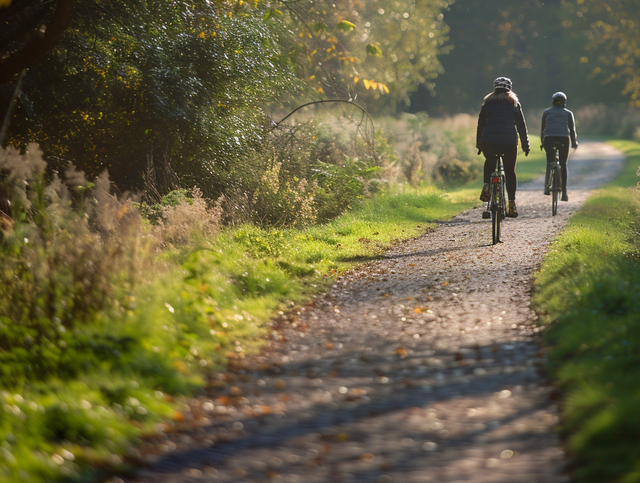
[482,143,518,201]
[543,136,569,191]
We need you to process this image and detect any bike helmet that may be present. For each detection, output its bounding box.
[552,92,567,106]
[493,77,512,91]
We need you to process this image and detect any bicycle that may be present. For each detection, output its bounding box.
[482,153,507,244]
[546,142,563,216]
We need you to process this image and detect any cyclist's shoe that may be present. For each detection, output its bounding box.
[544,185,550,196]
[507,200,518,218]
[480,183,490,202]
[561,190,568,202]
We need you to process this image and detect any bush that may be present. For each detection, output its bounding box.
[433,156,480,185]
[0,145,233,482]
[573,104,640,140]
[220,117,383,227]
[376,113,480,185]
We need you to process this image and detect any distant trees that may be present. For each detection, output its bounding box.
[571,0,640,107]
[415,0,631,113]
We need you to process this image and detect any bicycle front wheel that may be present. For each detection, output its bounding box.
[551,168,558,216]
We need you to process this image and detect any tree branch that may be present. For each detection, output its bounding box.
[0,0,77,84]
[272,99,375,130]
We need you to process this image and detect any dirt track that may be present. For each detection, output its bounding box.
[122,141,624,483]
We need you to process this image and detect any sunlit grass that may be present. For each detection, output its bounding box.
[533,139,640,483]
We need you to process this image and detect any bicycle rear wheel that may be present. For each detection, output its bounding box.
[550,168,558,216]
[491,182,501,244]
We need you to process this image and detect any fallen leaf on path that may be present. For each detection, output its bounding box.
[395,347,409,359]
[172,411,184,422]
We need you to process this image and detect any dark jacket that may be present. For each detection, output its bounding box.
[476,91,530,152]
[541,105,578,147]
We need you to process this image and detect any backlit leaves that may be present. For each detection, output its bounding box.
[336,20,356,32]
[366,43,383,57]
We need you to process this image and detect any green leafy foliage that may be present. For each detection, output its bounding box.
[2,0,299,192]
[274,0,452,111]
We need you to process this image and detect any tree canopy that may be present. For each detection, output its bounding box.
[2,0,640,198]
[412,0,634,113]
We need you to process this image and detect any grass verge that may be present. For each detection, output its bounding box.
[532,139,640,483]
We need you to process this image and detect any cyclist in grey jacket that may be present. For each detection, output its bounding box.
[541,92,578,201]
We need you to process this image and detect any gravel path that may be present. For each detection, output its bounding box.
[121,141,624,483]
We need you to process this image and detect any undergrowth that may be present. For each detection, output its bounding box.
[533,140,640,483]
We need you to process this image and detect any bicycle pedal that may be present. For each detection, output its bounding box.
[482,211,491,219]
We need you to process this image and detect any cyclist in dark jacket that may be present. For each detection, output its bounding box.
[477,77,530,218]
[541,92,578,202]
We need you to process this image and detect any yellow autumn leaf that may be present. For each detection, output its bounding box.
[363,79,371,90]
[309,75,316,81]
[199,32,206,38]
[318,87,324,94]
[353,76,359,84]
[336,20,356,32]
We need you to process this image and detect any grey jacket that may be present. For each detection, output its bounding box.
[541,106,578,147]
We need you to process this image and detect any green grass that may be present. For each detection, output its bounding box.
[533,139,640,483]
[198,183,478,311]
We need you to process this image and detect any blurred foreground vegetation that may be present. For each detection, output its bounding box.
[533,140,640,483]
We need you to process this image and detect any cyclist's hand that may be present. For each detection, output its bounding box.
[477,149,482,155]
[540,144,543,151]
[524,150,530,157]
[572,144,578,150]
